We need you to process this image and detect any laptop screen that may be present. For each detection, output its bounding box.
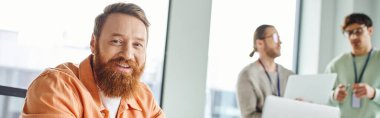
[283,73,337,105]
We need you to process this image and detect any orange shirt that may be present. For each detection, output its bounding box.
[21,55,165,118]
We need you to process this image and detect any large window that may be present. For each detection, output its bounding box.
[0,0,169,117]
[206,0,299,117]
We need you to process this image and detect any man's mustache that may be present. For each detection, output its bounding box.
[107,57,138,70]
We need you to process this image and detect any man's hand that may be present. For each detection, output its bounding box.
[334,84,348,102]
[352,83,375,99]
[295,97,313,103]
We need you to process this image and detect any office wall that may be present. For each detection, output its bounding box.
[161,0,212,117]
[298,0,380,74]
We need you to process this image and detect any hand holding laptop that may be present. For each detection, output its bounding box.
[294,97,314,103]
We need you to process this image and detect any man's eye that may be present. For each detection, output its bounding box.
[111,40,122,45]
[133,42,143,47]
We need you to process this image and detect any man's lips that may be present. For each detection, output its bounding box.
[115,63,133,73]
[352,40,361,46]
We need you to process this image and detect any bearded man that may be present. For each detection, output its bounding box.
[21,3,164,118]
[236,24,294,118]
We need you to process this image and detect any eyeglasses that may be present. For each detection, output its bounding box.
[263,33,280,43]
[343,26,366,38]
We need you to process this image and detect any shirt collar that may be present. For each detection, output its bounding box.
[120,96,143,111]
[79,55,103,108]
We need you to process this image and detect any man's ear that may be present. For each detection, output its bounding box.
[256,40,264,49]
[368,27,374,36]
[90,34,96,54]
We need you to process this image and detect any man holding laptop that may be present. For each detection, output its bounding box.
[326,13,380,118]
[236,24,294,118]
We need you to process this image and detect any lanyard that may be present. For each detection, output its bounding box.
[258,59,280,96]
[352,48,373,83]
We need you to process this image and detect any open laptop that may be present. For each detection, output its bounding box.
[262,96,340,118]
[283,73,337,105]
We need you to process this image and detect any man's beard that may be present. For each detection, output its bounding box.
[264,44,280,58]
[93,51,144,98]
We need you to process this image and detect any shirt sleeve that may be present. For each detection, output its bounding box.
[140,83,165,118]
[325,61,335,74]
[21,71,80,118]
[151,98,165,118]
[328,91,339,106]
[236,70,260,118]
[371,88,380,105]
[152,107,165,118]
[325,61,340,106]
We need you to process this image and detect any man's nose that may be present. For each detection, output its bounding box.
[277,39,282,45]
[349,34,359,40]
[119,45,133,60]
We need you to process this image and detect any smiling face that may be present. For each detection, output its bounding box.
[91,13,147,98]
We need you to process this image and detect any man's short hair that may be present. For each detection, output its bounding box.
[249,24,274,57]
[93,3,150,39]
[342,13,372,30]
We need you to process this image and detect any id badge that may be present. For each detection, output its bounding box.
[351,94,361,108]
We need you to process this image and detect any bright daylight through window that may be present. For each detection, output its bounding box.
[206,0,298,117]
